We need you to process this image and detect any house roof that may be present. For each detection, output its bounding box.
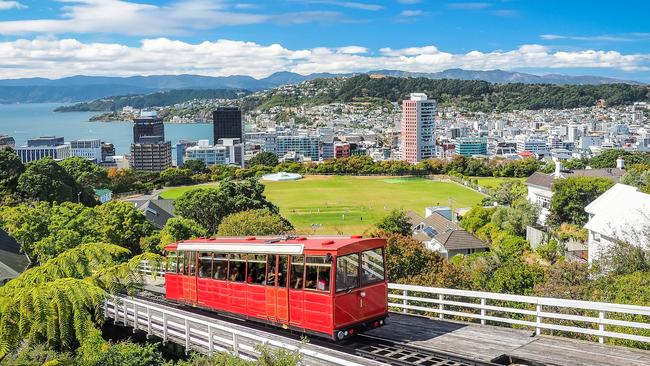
[584,184,650,246]
[525,168,625,190]
[93,188,112,196]
[0,229,30,282]
[407,211,488,251]
[140,198,176,229]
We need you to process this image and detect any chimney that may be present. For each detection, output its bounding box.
[554,159,563,178]
[616,156,625,170]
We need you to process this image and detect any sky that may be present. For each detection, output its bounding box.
[0,0,650,81]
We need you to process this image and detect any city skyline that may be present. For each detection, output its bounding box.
[0,0,649,80]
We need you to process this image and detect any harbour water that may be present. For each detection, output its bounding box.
[0,103,213,155]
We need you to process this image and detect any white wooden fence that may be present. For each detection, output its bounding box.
[388,283,650,344]
[138,261,650,345]
[104,294,368,365]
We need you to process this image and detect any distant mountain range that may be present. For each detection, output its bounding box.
[0,69,643,104]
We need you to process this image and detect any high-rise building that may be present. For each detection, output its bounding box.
[101,142,116,162]
[130,111,172,172]
[175,140,198,167]
[0,134,15,149]
[401,93,436,163]
[70,139,102,163]
[213,107,242,143]
[185,139,244,167]
[276,134,320,160]
[16,136,71,163]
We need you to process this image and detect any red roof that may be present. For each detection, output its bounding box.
[518,151,534,157]
[163,235,384,254]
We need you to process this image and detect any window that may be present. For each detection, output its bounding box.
[228,254,246,282]
[290,255,304,289]
[305,256,331,292]
[213,253,228,280]
[361,248,385,286]
[180,251,187,275]
[278,255,288,288]
[247,255,266,285]
[266,255,277,286]
[188,252,196,276]
[336,253,360,292]
[166,251,178,273]
[198,252,212,278]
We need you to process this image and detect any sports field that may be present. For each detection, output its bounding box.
[160,175,485,234]
[469,176,526,190]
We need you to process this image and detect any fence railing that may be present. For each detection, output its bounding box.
[138,261,650,345]
[104,295,367,365]
[388,283,650,345]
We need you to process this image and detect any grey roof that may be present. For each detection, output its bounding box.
[526,168,625,190]
[0,229,30,282]
[407,211,488,251]
[140,199,176,229]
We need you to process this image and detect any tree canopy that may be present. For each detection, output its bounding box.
[217,209,293,236]
[546,177,614,226]
[17,158,97,205]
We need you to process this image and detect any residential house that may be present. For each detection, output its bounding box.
[125,195,176,229]
[525,158,625,224]
[584,184,650,264]
[93,188,113,204]
[407,210,488,259]
[0,229,30,285]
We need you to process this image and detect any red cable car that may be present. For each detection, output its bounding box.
[163,236,388,340]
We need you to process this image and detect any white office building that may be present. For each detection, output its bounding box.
[515,136,549,157]
[277,134,320,160]
[16,136,71,163]
[70,139,102,163]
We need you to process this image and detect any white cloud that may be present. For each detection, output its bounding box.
[399,9,423,17]
[311,1,384,11]
[0,1,25,10]
[541,34,634,42]
[0,38,648,79]
[447,2,491,10]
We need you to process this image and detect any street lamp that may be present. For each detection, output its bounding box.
[77,191,82,204]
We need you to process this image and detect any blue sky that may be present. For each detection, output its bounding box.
[0,0,649,80]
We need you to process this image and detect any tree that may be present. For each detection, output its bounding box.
[175,179,278,234]
[217,209,293,236]
[181,159,207,173]
[0,147,24,197]
[375,210,412,236]
[160,217,206,247]
[160,168,193,186]
[621,163,650,193]
[248,152,279,168]
[58,156,108,189]
[490,180,527,206]
[383,234,445,281]
[593,240,650,275]
[459,206,494,234]
[17,157,96,205]
[487,259,546,295]
[547,177,614,226]
[490,200,539,237]
[93,201,155,253]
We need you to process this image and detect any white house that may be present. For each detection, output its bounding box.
[584,184,650,264]
[525,158,625,224]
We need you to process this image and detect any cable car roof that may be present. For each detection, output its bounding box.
[164,235,384,254]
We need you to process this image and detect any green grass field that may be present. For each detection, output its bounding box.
[469,176,526,190]
[160,175,485,234]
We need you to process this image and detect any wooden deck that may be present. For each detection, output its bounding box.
[366,313,650,366]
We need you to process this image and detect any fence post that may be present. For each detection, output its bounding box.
[208,326,214,356]
[402,290,408,313]
[535,304,542,336]
[162,312,168,343]
[598,311,606,344]
[438,294,444,319]
[184,318,190,353]
[232,333,239,356]
[132,304,138,333]
[123,301,128,326]
[480,298,486,325]
[146,307,152,339]
[103,300,108,320]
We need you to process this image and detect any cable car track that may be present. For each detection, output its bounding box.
[129,290,498,366]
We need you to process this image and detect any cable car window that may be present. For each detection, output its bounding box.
[278,255,288,288]
[336,253,360,292]
[229,254,246,282]
[180,251,187,275]
[290,255,304,289]
[198,252,212,278]
[361,248,385,285]
[213,253,228,280]
[247,255,266,285]
[305,256,331,292]
[166,251,178,273]
[266,255,277,286]
[188,252,196,276]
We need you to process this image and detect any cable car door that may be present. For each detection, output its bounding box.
[183,251,198,304]
[276,255,290,325]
